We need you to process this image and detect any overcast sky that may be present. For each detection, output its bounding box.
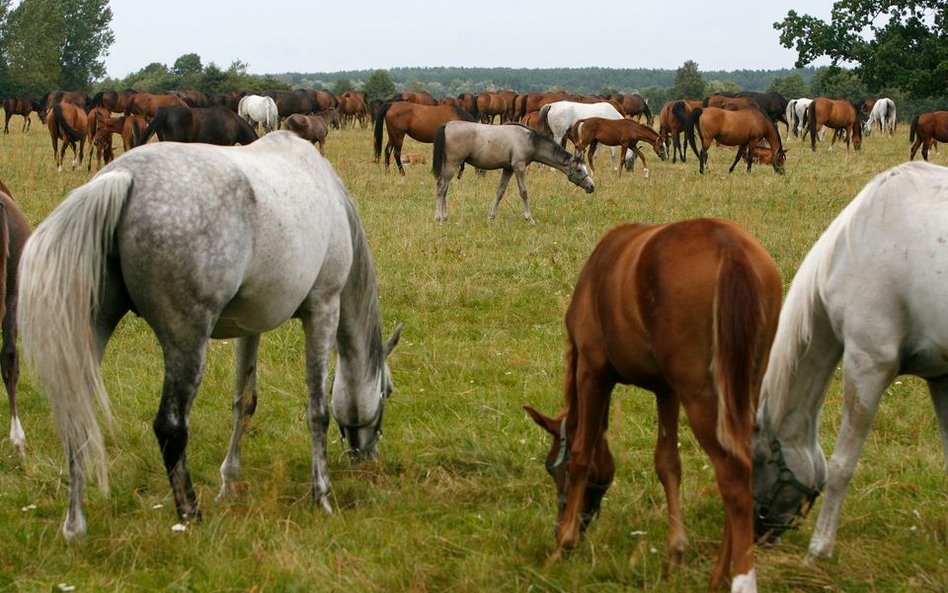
[102,0,836,78]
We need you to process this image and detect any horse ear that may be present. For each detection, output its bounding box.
[524,406,559,436]
[384,322,404,358]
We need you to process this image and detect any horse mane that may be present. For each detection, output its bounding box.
[453,104,476,123]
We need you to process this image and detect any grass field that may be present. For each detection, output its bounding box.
[0,113,946,593]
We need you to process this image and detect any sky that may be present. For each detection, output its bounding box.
[102,0,837,79]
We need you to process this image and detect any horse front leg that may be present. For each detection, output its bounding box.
[218,335,261,500]
[436,168,456,222]
[300,297,341,514]
[513,167,535,223]
[631,145,648,178]
[488,168,513,221]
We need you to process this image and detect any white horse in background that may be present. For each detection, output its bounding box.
[539,101,628,170]
[753,161,948,560]
[864,97,897,136]
[786,98,815,140]
[237,94,279,134]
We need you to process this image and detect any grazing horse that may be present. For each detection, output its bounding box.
[709,91,790,136]
[17,131,404,538]
[237,95,279,134]
[660,99,702,163]
[124,92,187,119]
[785,98,813,140]
[374,102,475,175]
[684,105,787,174]
[0,180,31,455]
[863,97,896,136]
[753,162,948,561]
[431,121,594,222]
[526,218,781,593]
[807,98,862,151]
[284,112,331,153]
[90,89,138,114]
[569,117,667,178]
[910,110,948,161]
[135,105,258,147]
[85,107,114,171]
[46,103,88,172]
[3,97,43,133]
[615,93,653,126]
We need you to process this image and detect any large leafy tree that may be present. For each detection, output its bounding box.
[672,60,706,99]
[57,0,114,89]
[775,1,947,98]
[363,69,395,102]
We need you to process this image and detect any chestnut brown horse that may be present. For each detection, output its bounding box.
[0,179,32,455]
[3,97,43,133]
[526,218,781,593]
[660,99,701,163]
[90,89,138,114]
[569,117,667,178]
[124,92,187,119]
[374,102,475,175]
[910,110,948,161]
[284,112,331,153]
[684,105,787,174]
[46,103,87,171]
[807,98,862,152]
[85,106,114,171]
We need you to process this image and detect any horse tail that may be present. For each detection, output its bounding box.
[682,104,701,159]
[131,118,143,148]
[136,108,168,147]
[53,104,83,144]
[910,116,918,144]
[712,246,767,466]
[373,102,393,161]
[18,170,134,493]
[808,101,818,151]
[470,93,479,121]
[90,91,103,108]
[432,124,447,178]
[539,104,552,136]
[642,101,653,126]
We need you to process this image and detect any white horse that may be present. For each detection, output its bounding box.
[18,131,403,538]
[864,97,897,136]
[753,161,948,560]
[539,101,627,170]
[237,94,279,134]
[786,98,814,140]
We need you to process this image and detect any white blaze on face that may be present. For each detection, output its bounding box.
[731,569,757,593]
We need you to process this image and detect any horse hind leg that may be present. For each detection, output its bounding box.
[654,391,688,571]
[1,304,23,455]
[926,377,948,474]
[728,146,747,173]
[218,335,261,500]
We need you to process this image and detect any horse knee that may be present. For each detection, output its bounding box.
[153,414,188,469]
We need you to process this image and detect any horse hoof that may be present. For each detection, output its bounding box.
[315,495,333,515]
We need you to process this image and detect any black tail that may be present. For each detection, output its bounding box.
[90,91,104,108]
[469,93,479,121]
[373,102,393,160]
[131,118,143,148]
[136,108,168,147]
[909,115,918,144]
[432,124,447,178]
[642,101,653,126]
[676,102,700,159]
[52,104,83,143]
[808,101,817,151]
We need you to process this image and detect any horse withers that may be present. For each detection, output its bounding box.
[526,218,781,592]
[0,180,31,455]
[431,121,594,222]
[17,131,403,538]
[754,162,948,561]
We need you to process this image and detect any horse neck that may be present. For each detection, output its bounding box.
[531,135,571,172]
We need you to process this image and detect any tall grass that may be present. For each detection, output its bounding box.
[0,116,945,592]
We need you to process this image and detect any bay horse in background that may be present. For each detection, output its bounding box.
[660,99,701,163]
[17,131,403,538]
[807,98,862,151]
[389,91,438,106]
[614,93,653,126]
[476,92,508,124]
[374,101,475,175]
[0,179,31,456]
[260,89,319,120]
[86,106,114,171]
[285,112,332,153]
[42,90,90,112]
[910,110,948,161]
[684,104,787,174]
[569,117,667,178]
[170,90,209,108]
[313,90,338,111]
[526,218,781,593]
[90,89,138,114]
[431,121,594,222]
[705,94,758,112]
[135,105,258,147]
[3,97,43,133]
[864,97,897,136]
[753,162,948,561]
[46,102,88,172]
[124,92,187,119]
[709,91,790,136]
[237,95,279,134]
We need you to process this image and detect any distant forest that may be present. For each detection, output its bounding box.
[275,66,819,97]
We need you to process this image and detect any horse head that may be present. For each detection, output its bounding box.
[772,148,788,175]
[752,422,826,543]
[567,155,595,193]
[652,135,669,161]
[524,407,614,541]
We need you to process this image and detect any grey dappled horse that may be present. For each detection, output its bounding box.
[754,162,948,560]
[18,131,403,538]
[431,121,594,222]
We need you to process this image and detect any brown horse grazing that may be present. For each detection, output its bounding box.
[124,92,187,119]
[807,98,862,152]
[46,103,87,171]
[284,112,331,153]
[525,218,781,593]
[705,95,757,112]
[614,93,653,126]
[910,110,948,161]
[85,106,115,171]
[569,117,667,178]
[374,102,476,175]
[135,105,258,147]
[0,179,32,455]
[684,105,787,175]
[660,99,702,163]
[90,89,138,114]
[3,97,43,133]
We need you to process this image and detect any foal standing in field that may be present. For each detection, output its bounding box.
[569,117,667,178]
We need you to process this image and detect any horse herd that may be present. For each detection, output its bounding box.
[1,84,948,593]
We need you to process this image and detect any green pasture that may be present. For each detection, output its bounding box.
[0,114,945,592]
